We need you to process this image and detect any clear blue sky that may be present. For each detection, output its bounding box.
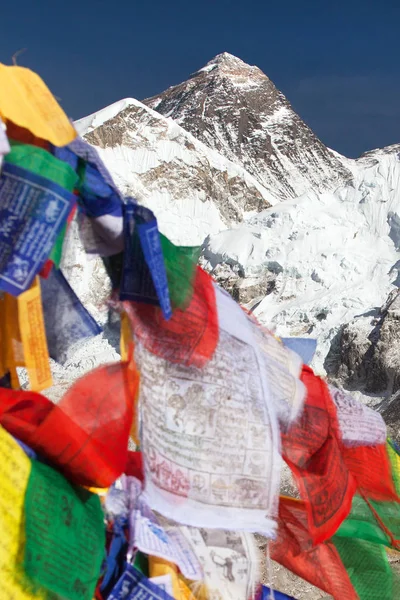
[1,0,399,157]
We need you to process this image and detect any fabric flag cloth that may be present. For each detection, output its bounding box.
[261,586,297,600]
[6,139,78,190]
[0,117,10,170]
[270,496,358,600]
[0,361,139,488]
[287,372,397,543]
[56,136,124,256]
[387,439,400,496]
[0,63,76,146]
[148,575,175,598]
[120,309,133,361]
[272,496,400,600]
[120,203,200,315]
[1,278,53,393]
[24,459,105,600]
[0,289,25,388]
[99,516,128,598]
[13,435,37,459]
[76,158,123,219]
[341,441,398,503]
[134,550,150,577]
[17,276,53,391]
[104,483,130,519]
[0,371,12,388]
[148,556,193,599]
[121,202,172,319]
[0,161,76,295]
[1,119,50,151]
[160,235,201,311]
[5,139,78,278]
[0,425,52,599]
[31,361,139,488]
[281,365,357,544]
[333,535,400,600]
[328,384,387,447]
[108,564,175,600]
[180,527,260,600]
[123,265,218,368]
[69,135,120,193]
[40,267,102,364]
[125,450,145,482]
[248,314,305,428]
[44,201,77,272]
[77,204,125,257]
[135,285,303,535]
[53,141,124,256]
[281,337,317,366]
[335,494,400,548]
[110,475,203,580]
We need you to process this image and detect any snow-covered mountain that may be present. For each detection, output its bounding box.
[64,54,400,415]
[202,143,400,375]
[75,97,274,246]
[145,52,353,202]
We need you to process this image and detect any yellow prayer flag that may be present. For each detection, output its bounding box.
[0,295,7,380]
[0,292,23,387]
[149,556,183,599]
[86,486,109,497]
[178,573,209,600]
[18,277,53,391]
[0,425,49,598]
[120,310,132,361]
[179,579,198,600]
[149,556,198,599]
[0,63,76,147]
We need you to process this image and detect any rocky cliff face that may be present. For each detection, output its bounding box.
[325,288,400,439]
[145,52,353,202]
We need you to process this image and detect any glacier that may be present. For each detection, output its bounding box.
[204,145,400,374]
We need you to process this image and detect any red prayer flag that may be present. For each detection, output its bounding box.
[5,120,50,150]
[0,361,139,487]
[282,366,357,544]
[342,443,398,503]
[123,266,218,368]
[125,451,144,482]
[270,496,358,599]
[0,387,53,439]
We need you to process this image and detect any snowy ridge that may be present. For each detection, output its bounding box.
[76,96,275,245]
[75,98,139,135]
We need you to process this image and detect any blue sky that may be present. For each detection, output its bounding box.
[1,0,399,157]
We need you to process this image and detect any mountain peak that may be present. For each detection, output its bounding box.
[144,55,352,201]
[201,52,249,69]
[195,52,266,83]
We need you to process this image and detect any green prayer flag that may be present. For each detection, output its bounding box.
[336,495,391,546]
[24,460,105,600]
[160,235,201,309]
[49,223,67,268]
[6,141,77,269]
[333,536,400,600]
[387,439,400,496]
[6,140,78,191]
[133,550,149,576]
[337,493,400,551]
